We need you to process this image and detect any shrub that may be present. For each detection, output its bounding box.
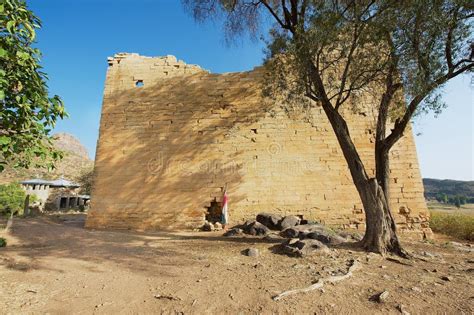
[0,183,27,216]
[430,211,474,241]
[0,237,6,247]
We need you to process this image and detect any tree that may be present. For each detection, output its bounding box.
[77,167,94,195]
[436,193,449,203]
[184,0,473,256]
[0,183,26,216]
[442,193,449,204]
[454,196,461,208]
[0,0,66,172]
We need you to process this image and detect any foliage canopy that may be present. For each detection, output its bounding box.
[0,182,26,215]
[0,0,66,172]
[184,0,473,255]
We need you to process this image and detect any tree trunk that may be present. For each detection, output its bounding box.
[305,61,407,256]
[317,93,407,257]
[359,179,407,257]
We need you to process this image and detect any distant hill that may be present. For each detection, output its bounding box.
[423,178,474,200]
[0,133,94,185]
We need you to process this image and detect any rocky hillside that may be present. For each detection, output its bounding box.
[0,133,94,185]
[423,178,474,200]
[53,133,90,159]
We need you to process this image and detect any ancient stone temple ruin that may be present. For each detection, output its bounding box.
[86,53,429,235]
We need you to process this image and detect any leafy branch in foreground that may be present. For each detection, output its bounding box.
[0,0,67,172]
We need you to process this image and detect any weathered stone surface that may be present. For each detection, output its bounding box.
[263,233,285,241]
[280,224,328,239]
[280,216,301,230]
[213,222,222,231]
[223,228,243,237]
[280,223,360,244]
[280,238,329,257]
[86,53,429,233]
[243,248,259,257]
[202,221,214,232]
[305,231,346,245]
[280,227,301,239]
[371,290,390,303]
[338,231,363,241]
[396,304,411,315]
[244,221,270,236]
[256,212,282,230]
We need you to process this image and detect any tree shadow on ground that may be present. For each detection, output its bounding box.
[0,214,296,276]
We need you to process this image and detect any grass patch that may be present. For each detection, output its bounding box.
[430,210,474,241]
[0,237,6,247]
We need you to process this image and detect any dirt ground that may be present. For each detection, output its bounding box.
[0,214,473,314]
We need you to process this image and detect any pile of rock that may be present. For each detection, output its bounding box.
[280,238,330,257]
[224,212,363,257]
[201,221,223,231]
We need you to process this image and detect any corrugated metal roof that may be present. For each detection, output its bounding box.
[48,178,80,188]
[21,178,53,185]
[21,178,80,188]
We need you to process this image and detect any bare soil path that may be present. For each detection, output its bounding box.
[0,214,473,314]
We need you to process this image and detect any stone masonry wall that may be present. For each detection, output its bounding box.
[86,53,429,236]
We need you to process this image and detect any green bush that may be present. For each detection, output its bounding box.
[0,237,6,247]
[0,183,27,216]
[430,211,474,241]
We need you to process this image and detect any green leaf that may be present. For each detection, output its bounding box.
[0,136,11,145]
[24,23,36,41]
[6,20,15,33]
[0,0,64,171]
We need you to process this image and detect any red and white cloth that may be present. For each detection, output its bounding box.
[221,190,229,225]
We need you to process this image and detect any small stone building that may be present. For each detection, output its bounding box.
[86,53,429,235]
[21,178,90,211]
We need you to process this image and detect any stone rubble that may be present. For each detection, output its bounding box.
[243,248,259,257]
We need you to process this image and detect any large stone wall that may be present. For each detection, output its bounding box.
[86,53,429,236]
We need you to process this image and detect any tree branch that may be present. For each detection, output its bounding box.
[260,0,289,30]
[335,22,360,110]
[385,62,474,150]
[445,6,460,72]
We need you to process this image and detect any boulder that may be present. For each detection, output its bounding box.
[243,248,259,257]
[280,224,328,239]
[214,222,222,231]
[263,233,285,241]
[338,230,363,241]
[280,227,301,239]
[223,227,243,237]
[370,290,389,303]
[244,221,270,236]
[305,231,346,245]
[279,215,301,230]
[280,238,329,257]
[202,221,214,231]
[256,212,282,230]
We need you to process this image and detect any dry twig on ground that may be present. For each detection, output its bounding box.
[272,259,361,301]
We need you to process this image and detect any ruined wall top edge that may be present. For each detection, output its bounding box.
[106,52,209,73]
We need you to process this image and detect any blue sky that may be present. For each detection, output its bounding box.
[30,0,473,180]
